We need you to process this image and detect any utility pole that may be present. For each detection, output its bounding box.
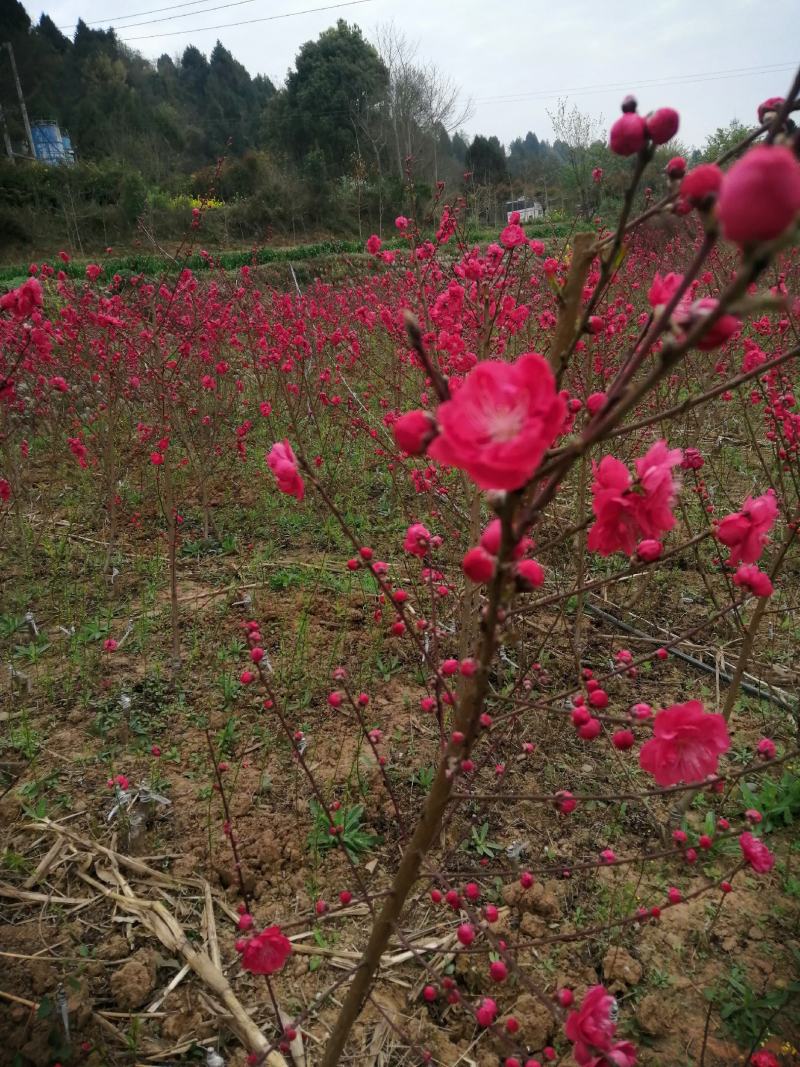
[0,103,14,163]
[3,41,34,158]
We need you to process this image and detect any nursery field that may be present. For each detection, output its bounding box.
[2,116,800,1067]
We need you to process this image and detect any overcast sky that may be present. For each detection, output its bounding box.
[34,0,798,150]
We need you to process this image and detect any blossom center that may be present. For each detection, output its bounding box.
[486,401,525,442]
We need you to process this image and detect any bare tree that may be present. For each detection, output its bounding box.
[547,98,602,219]
[373,22,473,182]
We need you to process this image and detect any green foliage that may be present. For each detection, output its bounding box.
[275,21,387,176]
[465,135,508,185]
[697,119,752,164]
[706,962,800,1048]
[461,820,503,859]
[741,772,800,832]
[307,799,380,862]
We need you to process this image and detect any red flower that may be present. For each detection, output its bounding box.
[0,277,43,319]
[675,298,740,350]
[680,163,723,206]
[716,491,777,564]
[633,440,682,540]
[267,440,304,501]
[647,272,683,310]
[565,985,617,1064]
[646,107,679,145]
[238,925,292,975]
[462,546,496,583]
[403,523,431,558]
[639,700,730,786]
[393,409,437,455]
[750,1050,779,1067]
[666,156,686,179]
[588,442,679,557]
[739,832,775,873]
[427,352,565,491]
[585,1042,638,1067]
[733,565,773,598]
[757,98,784,124]
[609,113,646,156]
[587,455,638,557]
[365,234,382,255]
[717,145,800,245]
[500,223,526,249]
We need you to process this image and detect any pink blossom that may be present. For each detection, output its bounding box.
[366,234,382,254]
[427,353,565,491]
[676,297,740,350]
[394,215,409,230]
[610,113,646,156]
[639,700,730,786]
[393,409,437,455]
[733,564,773,598]
[757,738,776,760]
[634,440,682,539]
[267,440,305,501]
[565,985,616,1063]
[666,156,686,179]
[403,522,431,557]
[680,164,723,206]
[647,272,683,310]
[238,925,292,974]
[500,223,526,249]
[0,277,43,318]
[462,546,496,583]
[585,1042,638,1067]
[757,98,784,125]
[515,558,544,588]
[750,1050,780,1067]
[646,107,679,145]
[716,491,777,564]
[592,167,603,183]
[587,456,639,557]
[681,448,704,470]
[717,145,800,245]
[475,996,497,1027]
[738,832,775,873]
[636,539,662,562]
[86,264,102,282]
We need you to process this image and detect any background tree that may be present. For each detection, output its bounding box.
[547,97,604,218]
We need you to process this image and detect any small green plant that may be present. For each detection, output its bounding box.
[13,636,51,663]
[462,821,503,860]
[309,926,331,973]
[7,722,41,759]
[308,800,380,863]
[706,962,800,1048]
[218,672,242,707]
[411,765,435,792]
[741,772,800,832]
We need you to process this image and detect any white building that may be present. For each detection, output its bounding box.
[505,197,544,222]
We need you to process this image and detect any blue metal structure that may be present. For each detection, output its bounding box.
[30,120,76,165]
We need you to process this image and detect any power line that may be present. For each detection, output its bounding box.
[57,0,226,31]
[66,0,264,34]
[473,62,796,106]
[120,0,374,40]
